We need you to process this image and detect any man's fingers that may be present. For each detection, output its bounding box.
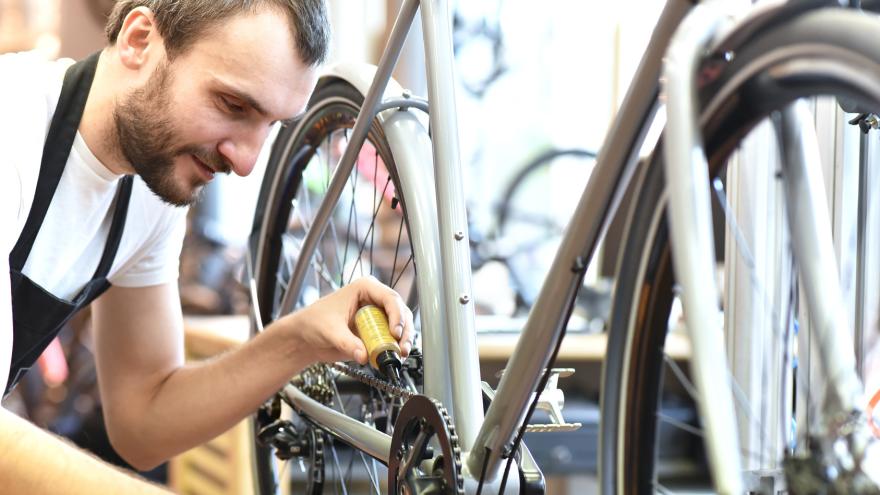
[354,276,415,357]
[338,327,368,364]
[381,298,406,339]
[399,322,414,357]
[357,276,408,338]
[350,338,368,365]
[353,347,368,365]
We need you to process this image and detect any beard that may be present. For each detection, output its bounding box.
[113,61,230,207]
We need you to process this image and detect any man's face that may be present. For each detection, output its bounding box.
[114,7,319,206]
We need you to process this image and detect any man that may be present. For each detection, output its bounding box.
[0,1,414,492]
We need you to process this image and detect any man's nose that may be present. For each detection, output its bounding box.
[218,125,271,177]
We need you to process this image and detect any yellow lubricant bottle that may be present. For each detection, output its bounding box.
[354,305,403,385]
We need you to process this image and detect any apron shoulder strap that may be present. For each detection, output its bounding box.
[91,175,133,279]
[9,51,101,270]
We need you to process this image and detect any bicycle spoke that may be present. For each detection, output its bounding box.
[326,211,344,285]
[392,254,415,289]
[663,354,699,402]
[657,411,769,468]
[302,166,315,230]
[666,350,770,439]
[654,481,676,494]
[348,176,392,285]
[712,175,798,459]
[283,234,339,291]
[658,412,703,438]
[329,439,348,495]
[729,372,769,449]
[344,441,356,493]
[358,450,381,495]
[325,131,333,191]
[275,272,289,296]
[330,363,387,495]
[340,131,357,287]
[712,177,788,338]
[391,211,405,290]
[371,149,378,278]
[291,200,310,236]
[318,133,345,278]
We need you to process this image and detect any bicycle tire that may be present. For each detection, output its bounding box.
[601,7,880,494]
[248,78,419,494]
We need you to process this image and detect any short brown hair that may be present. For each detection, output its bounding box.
[105,0,330,66]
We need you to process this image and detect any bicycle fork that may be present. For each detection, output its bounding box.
[772,102,879,492]
[664,2,871,494]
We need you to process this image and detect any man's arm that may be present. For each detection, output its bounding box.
[0,408,172,494]
[91,276,413,470]
[0,176,168,495]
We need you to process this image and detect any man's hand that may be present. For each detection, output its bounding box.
[275,276,415,366]
[90,277,413,469]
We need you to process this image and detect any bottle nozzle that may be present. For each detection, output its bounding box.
[383,363,402,385]
[377,350,402,385]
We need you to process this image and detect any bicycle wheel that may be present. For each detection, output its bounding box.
[248,79,420,494]
[601,7,880,494]
[494,149,598,315]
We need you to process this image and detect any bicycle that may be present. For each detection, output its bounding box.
[245,0,880,493]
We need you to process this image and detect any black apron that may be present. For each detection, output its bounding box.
[6,52,133,395]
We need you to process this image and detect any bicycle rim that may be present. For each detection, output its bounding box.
[249,79,418,494]
[601,7,880,494]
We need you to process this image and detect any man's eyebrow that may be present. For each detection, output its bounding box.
[216,80,300,124]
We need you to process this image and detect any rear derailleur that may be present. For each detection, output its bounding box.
[255,396,325,493]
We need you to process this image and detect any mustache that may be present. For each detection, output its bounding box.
[182,146,232,175]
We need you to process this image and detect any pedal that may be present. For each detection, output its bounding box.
[489,368,582,432]
[524,423,582,433]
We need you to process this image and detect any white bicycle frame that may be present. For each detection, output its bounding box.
[258,0,875,492]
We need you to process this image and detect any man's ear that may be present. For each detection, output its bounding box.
[115,6,163,70]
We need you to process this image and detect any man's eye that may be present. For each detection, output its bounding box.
[221,97,245,113]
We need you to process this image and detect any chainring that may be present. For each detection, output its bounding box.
[388,395,465,495]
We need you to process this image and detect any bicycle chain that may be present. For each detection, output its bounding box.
[329,361,416,400]
[329,361,464,493]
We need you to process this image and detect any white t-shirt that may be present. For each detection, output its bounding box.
[1,51,187,301]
